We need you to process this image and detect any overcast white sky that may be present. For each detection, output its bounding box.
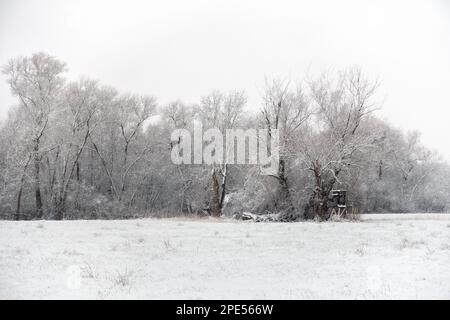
[1,0,450,159]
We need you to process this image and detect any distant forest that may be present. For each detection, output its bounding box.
[1,52,449,221]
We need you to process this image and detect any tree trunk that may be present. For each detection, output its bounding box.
[89,147,94,186]
[120,142,129,199]
[304,161,335,221]
[15,153,32,220]
[33,139,43,219]
[277,159,294,211]
[210,168,221,216]
[378,160,383,180]
[219,164,228,209]
[314,189,329,220]
[305,187,329,220]
[76,160,80,181]
[54,196,65,220]
[15,187,24,221]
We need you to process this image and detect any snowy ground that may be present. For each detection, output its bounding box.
[0,214,449,299]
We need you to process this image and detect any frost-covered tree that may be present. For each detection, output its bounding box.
[300,68,380,220]
[260,78,310,217]
[197,90,247,216]
[2,53,66,218]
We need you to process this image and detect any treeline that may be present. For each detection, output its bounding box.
[0,52,449,220]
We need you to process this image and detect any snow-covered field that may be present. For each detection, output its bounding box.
[0,214,449,299]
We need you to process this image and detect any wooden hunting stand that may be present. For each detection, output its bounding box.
[329,190,358,219]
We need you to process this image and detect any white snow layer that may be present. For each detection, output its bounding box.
[0,214,449,299]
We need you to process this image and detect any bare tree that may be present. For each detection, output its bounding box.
[197,90,247,216]
[260,77,310,217]
[300,68,380,220]
[2,53,66,218]
[47,79,106,219]
[163,100,199,213]
[90,93,156,204]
